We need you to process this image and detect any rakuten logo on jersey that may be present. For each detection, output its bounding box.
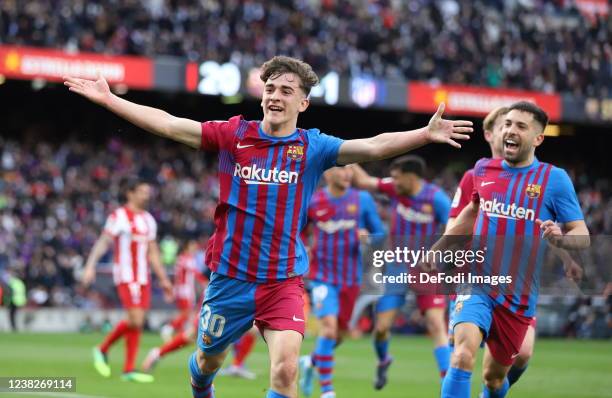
[479,198,535,221]
[316,219,357,234]
[234,163,299,185]
[396,203,434,223]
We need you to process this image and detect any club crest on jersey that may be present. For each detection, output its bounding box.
[286,145,304,161]
[525,184,541,199]
[347,204,357,214]
[455,301,463,314]
[201,332,212,345]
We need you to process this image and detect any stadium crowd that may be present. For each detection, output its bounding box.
[0,129,610,308]
[1,0,610,96]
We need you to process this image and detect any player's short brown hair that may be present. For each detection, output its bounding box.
[260,56,319,96]
[482,106,509,132]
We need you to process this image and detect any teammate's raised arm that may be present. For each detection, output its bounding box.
[63,75,201,148]
[350,164,380,192]
[337,103,473,165]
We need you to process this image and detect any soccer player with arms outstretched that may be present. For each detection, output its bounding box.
[435,101,589,398]
[299,166,386,398]
[352,156,453,388]
[82,179,173,382]
[64,55,472,398]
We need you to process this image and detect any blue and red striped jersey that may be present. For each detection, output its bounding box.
[200,116,344,282]
[378,178,451,248]
[450,169,474,218]
[470,158,584,316]
[307,187,385,287]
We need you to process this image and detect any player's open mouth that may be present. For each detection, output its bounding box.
[268,105,283,113]
[504,138,519,151]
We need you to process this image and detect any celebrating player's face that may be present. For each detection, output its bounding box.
[261,73,309,128]
[501,110,544,165]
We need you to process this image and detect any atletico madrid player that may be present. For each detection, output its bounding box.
[65,55,473,398]
[82,179,173,383]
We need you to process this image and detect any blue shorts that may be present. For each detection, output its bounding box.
[375,294,406,313]
[310,281,360,330]
[197,273,305,355]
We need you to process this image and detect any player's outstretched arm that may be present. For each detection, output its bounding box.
[63,75,201,148]
[337,103,473,165]
[82,234,113,287]
[350,164,380,192]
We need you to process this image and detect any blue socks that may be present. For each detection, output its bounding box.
[482,378,510,398]
[441,367,471,398]
[266,390,288,398]
[189,352,217,398]
[313,336,336,393]
[433,345,451,379]
[507,364,528,386]
[374,338,390,362]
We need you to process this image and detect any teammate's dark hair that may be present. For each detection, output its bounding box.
[389,155,426,177]
[119,177,147,202]
[260,56,319,96]
[508,101,549,130]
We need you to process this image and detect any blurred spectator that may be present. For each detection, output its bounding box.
[0,0,610,96]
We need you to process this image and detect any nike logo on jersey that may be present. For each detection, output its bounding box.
[292,315,305,322]
[236,143,255,149]
[480,181,495,187]
[511,352,520,359]
[316,209,329,217]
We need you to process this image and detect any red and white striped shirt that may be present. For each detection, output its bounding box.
[103,206,157,285]
[174,253,201,303]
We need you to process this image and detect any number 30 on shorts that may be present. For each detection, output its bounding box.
[200,304,226,337]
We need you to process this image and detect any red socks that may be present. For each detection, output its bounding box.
[124,326,141,372]
[160,331,191,356]
[233,333,256,367]
[99,320,129,353]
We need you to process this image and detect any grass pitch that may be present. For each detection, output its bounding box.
[0,332,610,397]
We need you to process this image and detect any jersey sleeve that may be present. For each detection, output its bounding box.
[308,130,344,172]
[102,212,120,237]
[359,191,386,234]
[450,169,474,217]
[471,159,487,203]
[433,189,451,225]
[548,167,584,223]
[147,214,157,241]
[200,115,242,152]
[377,177,396,197]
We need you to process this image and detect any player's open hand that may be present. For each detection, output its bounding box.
[536,219,563,246]
[426,103,473,148]
[63,74,112,107]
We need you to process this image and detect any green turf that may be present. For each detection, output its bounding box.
[0,332,610,397]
